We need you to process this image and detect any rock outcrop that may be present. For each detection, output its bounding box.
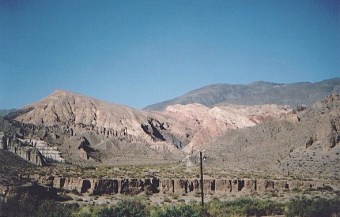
[22,139,65,163]
[1,183,57,199]
[31,176,330,197]
[0,133,46,166]
[0,132,6,150]
[159,103,291,150]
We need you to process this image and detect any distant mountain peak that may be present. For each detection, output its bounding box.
[144,78,340,111]
[52,89,73,94]
[50,89,81,97]
[249,81,283,86]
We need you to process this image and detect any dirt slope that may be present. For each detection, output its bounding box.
[194,94,340,179]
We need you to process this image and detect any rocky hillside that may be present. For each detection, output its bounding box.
[0,150,35,187]
[158,103,290,149]
[144,78,340,111]
[0,109,16,117]
[5,90,189,165]
[192,94,340,179]
[3,90,291,166]
[3,89,339,180]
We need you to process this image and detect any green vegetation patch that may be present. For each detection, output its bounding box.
[1,195,339,217]
[285,196,340,217]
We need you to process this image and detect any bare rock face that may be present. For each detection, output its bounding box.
[0,133,46,166]
[27,139,65,163]
[159,103,291,151]
[10,90,163,140]
[32,175,331,197]
[0,132,6,150]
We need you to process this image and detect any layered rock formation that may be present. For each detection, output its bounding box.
[3,90,339,180]
[5,90,291,165]
[1,132,65,165]
[14,138,65,163]
[0,133,46,166]
[198,94,340,179]
[31,175,330,197]
[158,103,291,150]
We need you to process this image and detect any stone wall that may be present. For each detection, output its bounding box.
[32,176,327,196]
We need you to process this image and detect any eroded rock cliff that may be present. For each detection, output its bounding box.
[30,175,331,197]
[0,133,46,166]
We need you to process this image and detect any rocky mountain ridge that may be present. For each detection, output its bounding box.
[4,90,188,164]
[159,103,290,150]
[3,89,291,166]
[144,77,340,111]
[1,87,340,208]
[1,86,339,181]
[194,94,340,179]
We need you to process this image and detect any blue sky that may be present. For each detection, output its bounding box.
[0,0,339,109]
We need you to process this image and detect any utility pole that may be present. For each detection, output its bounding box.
[200,151,204,207]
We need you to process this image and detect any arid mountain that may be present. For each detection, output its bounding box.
[2,87,340,180]
[1,84,340,213]
[5,90,189,165]
[3,90,290,166]
[0,109,16,117]
[144,78,340,111]
[158,103,291,150]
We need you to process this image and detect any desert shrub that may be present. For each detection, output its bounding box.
[163,196,171,203]
[144,185,154,196]
[151,204,201,217]
[285,196,340,217]
[217,197,284,217]
[72,205,107,217]
[1,195,39,217]
[225,198,284,216]
[1,195,78,217]
[317,185,334,191]
[97,198,147,217]
[205,198,225,217]
[35,200,78,217]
